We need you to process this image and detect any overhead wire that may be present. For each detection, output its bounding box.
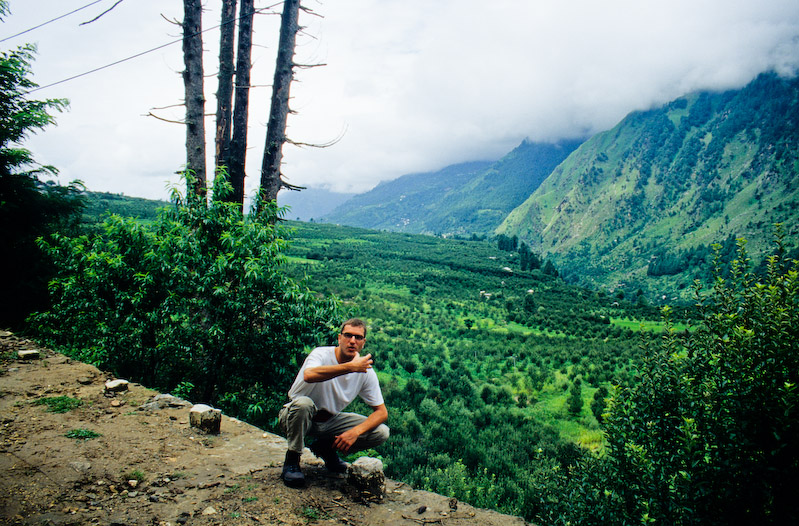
[0,0,107,43]
[17,2,284,95]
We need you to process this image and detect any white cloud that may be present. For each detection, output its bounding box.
[4,0,799,198]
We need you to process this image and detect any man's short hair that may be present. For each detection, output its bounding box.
[340,318,367,338]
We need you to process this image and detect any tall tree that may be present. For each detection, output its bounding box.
[0,42,84,329]
[228,0,255,208]
[182,0,206,198]
[257,0,301,209]
[214,0,237,172]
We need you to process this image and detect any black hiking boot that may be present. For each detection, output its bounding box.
[310,439,349,474]
[281,451,305,488]
[281,463,305,487]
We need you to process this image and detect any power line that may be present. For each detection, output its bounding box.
[0,0,107,43]
[23,5,280,95]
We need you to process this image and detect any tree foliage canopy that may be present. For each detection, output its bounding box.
[563,228,799,525]
[30,177,342,427]
[0,42,83,329]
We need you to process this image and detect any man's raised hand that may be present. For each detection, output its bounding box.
[349,353,373,373]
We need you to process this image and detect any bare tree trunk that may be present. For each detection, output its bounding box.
[258,0,300,209]
[214,0,237,174]
[228,0,254,209]
[182,0,206,198]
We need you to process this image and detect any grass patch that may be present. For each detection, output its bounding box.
[34,396,83,413]
[611,317,693,332]
[65,428,101,440]
[123,469,146,483]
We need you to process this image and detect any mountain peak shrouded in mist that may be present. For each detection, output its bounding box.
[498,71,799,299]
[321,72,799,301]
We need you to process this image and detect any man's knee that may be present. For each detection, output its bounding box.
[280,396,316,431]
[291,396,315,413]
[372,423,390,446]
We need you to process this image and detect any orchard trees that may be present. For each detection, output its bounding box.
[568,232,799,525]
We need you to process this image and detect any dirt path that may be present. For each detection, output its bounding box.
[0,332,530,526]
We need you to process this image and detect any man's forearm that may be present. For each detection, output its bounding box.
[304,353,373,383]
[303,363,352,383]
[353,405,388,435]
[333,404,388,453]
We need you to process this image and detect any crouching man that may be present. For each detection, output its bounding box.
[279,318,389,488]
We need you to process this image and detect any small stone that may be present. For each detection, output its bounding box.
[69,461,92,473]
[127,491,138,497]
[139,394,192,411]
[202,506,217,515]
[111,400,124,407]
[189,404,222,434]
[128,480,138,488]
[17,350,41,360]
[104,379,129,393]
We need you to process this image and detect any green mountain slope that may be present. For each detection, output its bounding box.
[277,187,354,222]
[498,72,799,301]
[426,139,583,235]
[323,140,580,235]
[323,161,492,231]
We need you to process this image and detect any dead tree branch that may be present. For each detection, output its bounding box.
[80,0,125,25]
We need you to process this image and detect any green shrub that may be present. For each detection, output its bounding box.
[65,428,101,440]
[567,229,799,525]
[30,176,341,428]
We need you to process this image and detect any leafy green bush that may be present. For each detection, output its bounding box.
[30,177,341,428]
[566,229,799,525]
[65,428,101,440]
[0,43,84,329]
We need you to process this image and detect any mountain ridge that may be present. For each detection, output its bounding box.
[499,71,799,299]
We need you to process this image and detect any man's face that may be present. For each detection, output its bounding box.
[337,324,366,362]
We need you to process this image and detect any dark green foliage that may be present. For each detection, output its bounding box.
[29,178,341,428]
[566,381,583,415]
[81,191,169,231]
[566,231,799,525]
[0,44,84,329]
[590,385,608,423]
[497,234,518,251]
[283,220,680,521]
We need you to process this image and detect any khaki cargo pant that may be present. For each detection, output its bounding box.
[278,396,390,454]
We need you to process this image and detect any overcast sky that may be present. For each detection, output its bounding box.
[3,0,799,201]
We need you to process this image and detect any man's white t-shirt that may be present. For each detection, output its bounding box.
[288,346,384,414]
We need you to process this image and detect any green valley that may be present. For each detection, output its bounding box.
[281,220,692,517]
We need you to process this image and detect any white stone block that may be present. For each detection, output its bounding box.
[189,404,222,434]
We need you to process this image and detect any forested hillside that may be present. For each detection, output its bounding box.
[499,72,799,301]
[323,161,492,231]
[323,140,580,235]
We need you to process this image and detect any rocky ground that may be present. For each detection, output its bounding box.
[0,331,530,526]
